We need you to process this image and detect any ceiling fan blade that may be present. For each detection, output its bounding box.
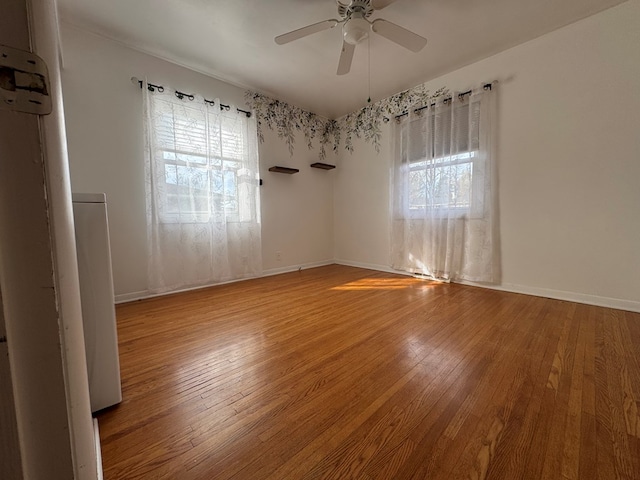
[371,18,427,52]
[275,19,340,45]
[337,41,355,75]
[371,0,399,10]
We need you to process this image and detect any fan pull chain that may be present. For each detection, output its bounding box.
[367,34,371,103]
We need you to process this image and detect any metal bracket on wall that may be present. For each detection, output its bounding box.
[0,44,52,115]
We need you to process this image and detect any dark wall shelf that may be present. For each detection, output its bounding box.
[310,162,336,170]
[269,166,299,174]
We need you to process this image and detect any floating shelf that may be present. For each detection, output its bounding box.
[269,166,299,174]
[310,162,336,170]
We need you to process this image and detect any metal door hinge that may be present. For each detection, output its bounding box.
[0,44,52,115]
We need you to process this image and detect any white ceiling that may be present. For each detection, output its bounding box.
[57,0,626,119]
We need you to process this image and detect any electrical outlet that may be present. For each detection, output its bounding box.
[276,251,282,261]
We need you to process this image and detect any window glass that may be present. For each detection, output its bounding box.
[151,99,255,223]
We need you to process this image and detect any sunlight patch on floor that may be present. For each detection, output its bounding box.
[331,277,439,291]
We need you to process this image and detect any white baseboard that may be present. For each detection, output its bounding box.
[261,260,334,278]
[115,277,257,304]
[115,290,149,304]
[334,259,403,276]
[335,259,640,313]
[114,260,335,304]
[466,281,640,313]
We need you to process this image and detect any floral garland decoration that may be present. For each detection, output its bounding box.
[340,84,448,153]
[244,92,340,161]
[245,83,449,158]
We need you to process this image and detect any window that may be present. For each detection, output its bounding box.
[408,152,475,213]
[399,102,483,218]
[143,86,262,293]
[390,87,497,283]
[151,98,257,224]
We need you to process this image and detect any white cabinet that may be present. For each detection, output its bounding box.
[73,193,122,413]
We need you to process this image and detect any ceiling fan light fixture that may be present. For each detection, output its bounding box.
[343,16,370,45]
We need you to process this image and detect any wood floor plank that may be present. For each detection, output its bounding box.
[471,298,564,480]
[578,303,597,480]
[538,302,581,479]
[602,310,640,478]
[594,310,619,480]
[444,296,551,480]
[96,265,640,479]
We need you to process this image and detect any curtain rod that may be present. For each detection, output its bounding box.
[388,82,494,122]
[131,77,252,118]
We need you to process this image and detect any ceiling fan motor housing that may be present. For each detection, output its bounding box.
[337,0,375,18]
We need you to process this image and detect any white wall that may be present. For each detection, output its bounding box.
[335,0,640,311]
[259,127,336,273]
[334,129,392,272]
[60,25,335,300]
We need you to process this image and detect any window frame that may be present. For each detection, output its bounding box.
[398,100,484,220]
[406,150,478,219]
[150,100,256,225]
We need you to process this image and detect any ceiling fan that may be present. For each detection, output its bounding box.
[275,0,427,75]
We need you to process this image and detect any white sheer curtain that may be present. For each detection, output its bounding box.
[143,83,262,293]
[390,85,498,283]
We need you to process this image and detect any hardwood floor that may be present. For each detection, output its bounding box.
[97,265,640,479]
